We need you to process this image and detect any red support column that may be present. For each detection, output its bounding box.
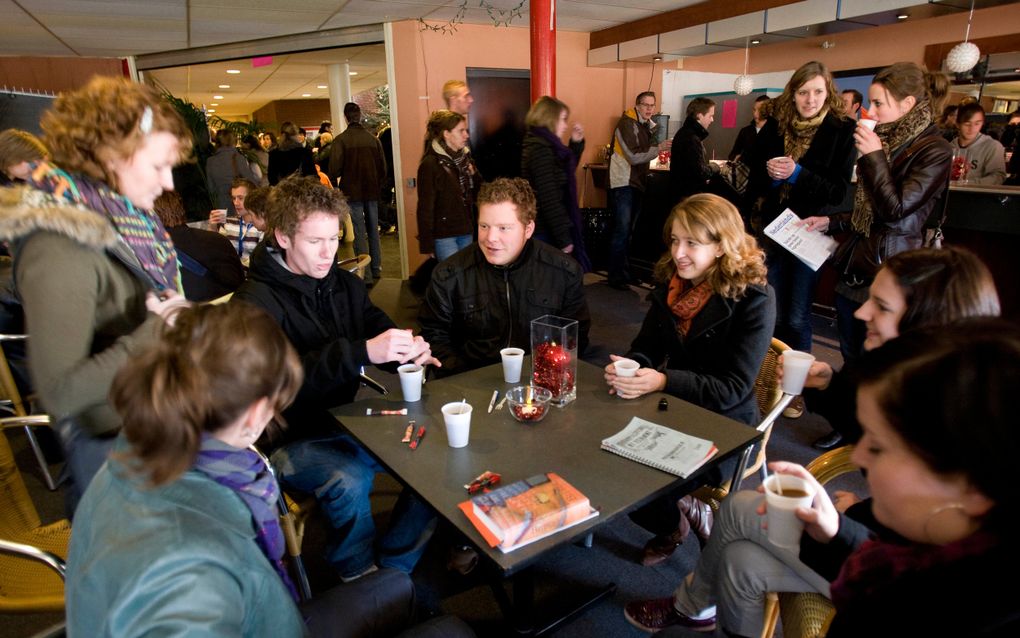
[530,0,555,102]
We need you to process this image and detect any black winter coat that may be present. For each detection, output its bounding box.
[745,113,856,226]
[627,283,776,425]
[268,140,316,185]
[829,123,952,271]
[669,115,719,205]
[166,225,245,302]
[520,133,583,249]
[416,144,478,253]
[233,243,396,447]
[419,240,590,377]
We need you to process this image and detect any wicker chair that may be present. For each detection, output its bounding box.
[693,337,790,510]
[337,254,372,280]
[0,416,70,613]
[761,445,855,638]
[1,334,57,490]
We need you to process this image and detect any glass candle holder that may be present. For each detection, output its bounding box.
[530,315,578,407]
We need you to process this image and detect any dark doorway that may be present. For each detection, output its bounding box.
[466,68,530,180]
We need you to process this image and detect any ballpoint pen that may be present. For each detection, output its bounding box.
[486,389,499,414]
[409,424,426,450]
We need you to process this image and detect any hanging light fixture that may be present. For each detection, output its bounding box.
[734,39,753,95]
[946,0,980,73]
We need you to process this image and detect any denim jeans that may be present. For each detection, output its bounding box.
[56,419,117,519]
[835,292,866,364]
[348,200,382,282]
[609,186,642,283]
[434,234,473,261]
[270,434,436,579]
[765,243,820,352]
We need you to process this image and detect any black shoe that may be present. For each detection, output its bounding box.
[812,430,844,451]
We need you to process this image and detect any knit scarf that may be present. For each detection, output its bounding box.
[851,98,935,235]
[829,529,998,613]
[528,126,592,272]
[193,435,299,602]
[779,109,827,201]
[666,274,713,337]
[26,161,182,293]
[436,138,474,214]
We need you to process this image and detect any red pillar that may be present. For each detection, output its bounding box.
[530,0,555,101]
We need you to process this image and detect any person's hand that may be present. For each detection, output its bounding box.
[366,328,419,365]
[833,490,862,514]
[562,244,575,254]
[209,209,227,225]
[854,123,882,156]
[766,156,796,180]
[570,123,584,143]
[658,139,672,152]
[757,461,840,544]
[145,290,190,326]
[795,216,830,233]
[405,334,442,368]
[606,354,666,399]
[779,356,835,391]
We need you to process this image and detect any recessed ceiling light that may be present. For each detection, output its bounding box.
[302,93,311,97]
[897,14,908,19]
[218,84,230,89]
[751,39,761,45]
[349,71,358,76]
[213,95,224,99]
[226,69,240,74]
[207,109,216,113]
[317,85,328,89]
[210,103,219,106]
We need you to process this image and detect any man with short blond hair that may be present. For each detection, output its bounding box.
[442,79,473,116]
[420,177,590,376]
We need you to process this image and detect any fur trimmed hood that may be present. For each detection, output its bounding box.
[0,184,119,251]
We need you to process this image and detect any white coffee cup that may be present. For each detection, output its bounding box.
[858,118,878,131]
[441,402,472,448]
[613,358,640,378]
[781,350,816,395]
[397,364,423,402]
[763,474,815,549]
[209,209,228,225]
[500,347,525,383]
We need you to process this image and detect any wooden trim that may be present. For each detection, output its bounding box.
[589,0,802,50]
[923,33,1020,71]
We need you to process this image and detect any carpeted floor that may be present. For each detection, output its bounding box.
[1,269,865,638]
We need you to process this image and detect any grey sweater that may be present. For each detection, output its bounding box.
[952,133,1006,185]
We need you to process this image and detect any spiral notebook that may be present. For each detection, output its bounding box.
[601,417,718,478]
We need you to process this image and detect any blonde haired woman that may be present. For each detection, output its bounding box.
[605,193,776,565]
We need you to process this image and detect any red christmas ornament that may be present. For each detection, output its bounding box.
[532,342,575,399]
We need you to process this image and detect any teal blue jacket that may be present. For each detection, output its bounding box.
[67,454,307,637]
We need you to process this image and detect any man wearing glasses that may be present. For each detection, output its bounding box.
[608,92,671,290]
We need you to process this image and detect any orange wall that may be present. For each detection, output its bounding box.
[391,20,659,270]
[680,5,1020,75]
[0,56,124,93]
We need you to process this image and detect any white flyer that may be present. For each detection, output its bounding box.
[763,209,837,272]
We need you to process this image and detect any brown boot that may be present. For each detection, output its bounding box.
[640,512,691,566]
[678,495,713,547]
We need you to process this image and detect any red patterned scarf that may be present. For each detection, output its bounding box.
[667,274,713,336]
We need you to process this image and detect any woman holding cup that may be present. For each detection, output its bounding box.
[804,62,953,363]
[603,193,775,564]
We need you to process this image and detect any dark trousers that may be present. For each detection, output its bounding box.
[609,186,643,284]
[835,292,866,364]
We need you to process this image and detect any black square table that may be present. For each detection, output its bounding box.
[332,359,761,634]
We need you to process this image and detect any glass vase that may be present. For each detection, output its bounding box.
[530,314,578,407]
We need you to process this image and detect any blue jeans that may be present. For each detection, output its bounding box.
[835,292,866,364]
[765,243,820,352]
[56,419,117,519]
[609,186,642,283]
[434,234,473,261]
[270,434,436,579]
[348,201,382,282]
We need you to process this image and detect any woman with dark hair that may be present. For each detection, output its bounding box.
[206,129,258,214]
[624,247,1002,635]
[416,109,479,261]
[520,95,590,271]
[268,122,316,185]
[805,62,952,364]
[0,77,192,512]
[744,60,856,359]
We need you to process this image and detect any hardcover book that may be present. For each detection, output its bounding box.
[458,473,597,553]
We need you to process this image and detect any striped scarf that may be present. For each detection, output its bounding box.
[193,435,298,601]
[437,139,474,213]
[26,161,182,293]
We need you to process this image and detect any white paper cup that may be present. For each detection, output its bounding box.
[858,118,878,131]
[500,347,525,383]
[764,474,815,549]
[210,209,228,224]
[398,364,423,402]
[613,358,640,378]
[781,350,816,395]
[441,402,472,448]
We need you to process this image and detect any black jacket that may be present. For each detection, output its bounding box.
[520,133,584,249]
[166,225,245,302]
[233,243,396,446]
[669,115,719,205]
[419,240,590,377]
[728,121,760,162]
[745,113,856,227]
[627,283,776,425]
[829,123,952,264]
[328,122,386,200]
[268,139,316,185]
[416,143,478,253]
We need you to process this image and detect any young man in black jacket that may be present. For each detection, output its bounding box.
[419,177,590,377]
[233,176,439,583]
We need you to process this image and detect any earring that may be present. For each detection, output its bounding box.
[923,502,968,544]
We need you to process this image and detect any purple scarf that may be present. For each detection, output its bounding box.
[528,126,592,272]
[193,436,299,601]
